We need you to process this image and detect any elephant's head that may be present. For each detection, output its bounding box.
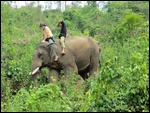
[29,42,57,75]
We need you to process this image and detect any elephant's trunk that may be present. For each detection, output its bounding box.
[29,60,42,75]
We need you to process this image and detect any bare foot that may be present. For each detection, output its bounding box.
[54,56,58,61]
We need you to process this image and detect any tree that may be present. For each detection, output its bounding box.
[44,1,53,10]
[61,1,66,12]
[127,1,149,20]
[87,1,97,8]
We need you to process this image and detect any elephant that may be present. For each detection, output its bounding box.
[30,36,101,86]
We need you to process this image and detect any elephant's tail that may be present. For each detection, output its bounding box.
[98,44,101,52]
[96,41,101,53]
[94,40,101,68]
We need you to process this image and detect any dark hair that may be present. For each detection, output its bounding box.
[39,22,46,27]
[58,20,64,26]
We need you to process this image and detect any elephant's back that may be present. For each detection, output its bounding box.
[55,36,99,50]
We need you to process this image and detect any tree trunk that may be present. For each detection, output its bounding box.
[61,1,66,12]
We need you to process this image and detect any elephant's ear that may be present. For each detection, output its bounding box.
[48,44,58,61]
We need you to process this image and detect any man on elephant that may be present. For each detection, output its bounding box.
[39,22,58,61]
[58,20,67,55]
[39,22,55,43]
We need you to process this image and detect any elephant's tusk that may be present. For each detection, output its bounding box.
[30,67,40,75]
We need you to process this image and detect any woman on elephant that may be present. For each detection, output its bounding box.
[58,20,67,55]
[39,22,58,61]
[39,22,55,43]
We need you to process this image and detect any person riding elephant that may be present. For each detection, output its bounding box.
[39,22,58,61]
[39,22,55,43]
[57,20,67,55]
[30,36,101,87]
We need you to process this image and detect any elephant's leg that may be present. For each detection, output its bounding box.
[75,76,84,91]
[89,58,99,78]
[62,65,78,90]
[63,64,78,76]
[89,66,99,78]
[49,69,60,84]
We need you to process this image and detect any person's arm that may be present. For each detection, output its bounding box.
[42,29,47,42]
[61,22,67,37]
[41,34,45,42]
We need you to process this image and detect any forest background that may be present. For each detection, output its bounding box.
[1,1,149,112]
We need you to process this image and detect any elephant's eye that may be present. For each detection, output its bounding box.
[38,53,44,60]
[38,53,42,58]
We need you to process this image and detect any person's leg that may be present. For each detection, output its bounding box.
[48,37,58,61]
[60,36,65,54]
[49,38,54,44]
[51,37,55,42]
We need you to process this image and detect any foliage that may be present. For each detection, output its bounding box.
[2,84,72,112]
[1,1,149,112]
[110,12,148,42]
[27,84,72,112]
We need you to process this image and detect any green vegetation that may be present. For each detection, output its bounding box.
[1,1,149,112]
